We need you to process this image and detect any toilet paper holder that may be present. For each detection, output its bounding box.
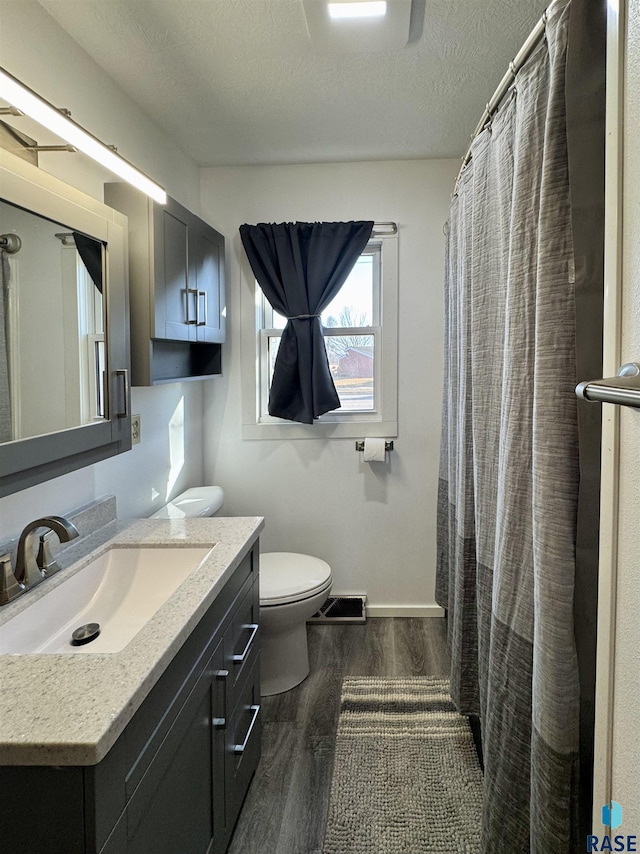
[355,440,394,452]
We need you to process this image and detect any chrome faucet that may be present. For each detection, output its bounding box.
[15,516,80,590]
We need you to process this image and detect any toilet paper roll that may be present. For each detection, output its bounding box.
[363,438,387,462]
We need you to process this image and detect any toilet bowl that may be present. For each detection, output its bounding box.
[259,552,332,696]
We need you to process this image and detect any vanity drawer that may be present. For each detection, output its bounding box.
[225,654,261,829]
[230,547,257,590]
[227,574,260,701]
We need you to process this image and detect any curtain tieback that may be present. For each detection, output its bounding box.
[287,313,321,320]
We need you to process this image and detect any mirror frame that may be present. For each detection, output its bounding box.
[0,149,131,497]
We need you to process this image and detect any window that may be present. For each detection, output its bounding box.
[241,233,398,439]
[76,253,105,421]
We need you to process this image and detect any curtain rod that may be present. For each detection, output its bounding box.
[372,222,397,235]
[452,2,554,196]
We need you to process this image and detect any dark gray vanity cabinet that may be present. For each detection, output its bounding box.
[0,544,261,854]
[104,184,225,386]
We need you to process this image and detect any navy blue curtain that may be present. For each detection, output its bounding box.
[73,232,103,293]
[239,221,374,424]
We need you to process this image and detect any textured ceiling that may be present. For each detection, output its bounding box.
[36,0,548,167]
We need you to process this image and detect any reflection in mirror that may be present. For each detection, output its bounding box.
[0,200,106,444]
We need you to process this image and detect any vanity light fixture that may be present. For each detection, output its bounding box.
[0,67,167,204]
[328,1,387,19]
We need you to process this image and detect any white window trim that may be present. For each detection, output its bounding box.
[240,232,398,440]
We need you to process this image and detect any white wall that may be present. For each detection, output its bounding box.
[200,160,457,612]
[0,1,206,540]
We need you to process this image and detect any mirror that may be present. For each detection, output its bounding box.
[0,200,107,443]
[0,148,131,498]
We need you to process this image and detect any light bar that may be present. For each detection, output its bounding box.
[328,1,387,19]
[0,67,167,204]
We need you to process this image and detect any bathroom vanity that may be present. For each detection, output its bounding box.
[0,515,263,854]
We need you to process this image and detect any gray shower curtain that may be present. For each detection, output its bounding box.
[436,0,585,850]
[0,250,11,443]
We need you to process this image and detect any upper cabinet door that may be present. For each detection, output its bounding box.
[190,219,226,344]
[155,203,195,342]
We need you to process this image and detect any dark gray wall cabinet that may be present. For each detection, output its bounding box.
[0,545,261,854]
[105,184,226,386]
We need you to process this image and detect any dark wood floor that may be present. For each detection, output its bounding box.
[228,617,451,854]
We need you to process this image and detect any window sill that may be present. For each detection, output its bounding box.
[241,419,398,441]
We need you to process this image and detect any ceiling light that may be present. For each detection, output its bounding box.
[0,67,167,204]
[328,2,387,20]
[304,0,409,52]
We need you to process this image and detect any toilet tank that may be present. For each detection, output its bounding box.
[150,487,224,519]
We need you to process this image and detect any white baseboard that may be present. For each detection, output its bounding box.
[366,605,445,618]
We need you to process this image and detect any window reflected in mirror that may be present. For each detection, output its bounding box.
[0,199,107,443]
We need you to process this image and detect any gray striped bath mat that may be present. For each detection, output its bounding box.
[323,677,483,854]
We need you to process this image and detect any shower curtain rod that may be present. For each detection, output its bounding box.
[452,2,553,195]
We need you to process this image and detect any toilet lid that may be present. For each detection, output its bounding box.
[150,486,224,519]
[260,552,332,606]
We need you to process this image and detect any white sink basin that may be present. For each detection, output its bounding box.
[0,545,214,655]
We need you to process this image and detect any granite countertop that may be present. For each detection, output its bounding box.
[0,516,264,767]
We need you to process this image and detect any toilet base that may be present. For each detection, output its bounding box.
[260,620,310,696]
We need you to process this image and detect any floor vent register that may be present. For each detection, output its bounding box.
[308,595,367,624]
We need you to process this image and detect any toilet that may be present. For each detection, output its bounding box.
[259,552,332,696]
[150,489,332,697]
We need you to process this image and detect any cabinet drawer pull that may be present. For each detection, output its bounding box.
[215,669,229,679]
[212,716,226,729]
[232,624,259,663]
[197,290,207,326]
[233,704,260,754]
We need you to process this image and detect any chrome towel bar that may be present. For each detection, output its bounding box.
[575,362,640,408]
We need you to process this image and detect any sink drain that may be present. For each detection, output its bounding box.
[71,623,101,646]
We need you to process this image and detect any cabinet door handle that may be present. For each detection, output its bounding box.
[186,287,198,324]
[212,668,228,729]
[197,290,207,326]
[233,704,260,754]
[115,369,129,418]
[232,624,259,663]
